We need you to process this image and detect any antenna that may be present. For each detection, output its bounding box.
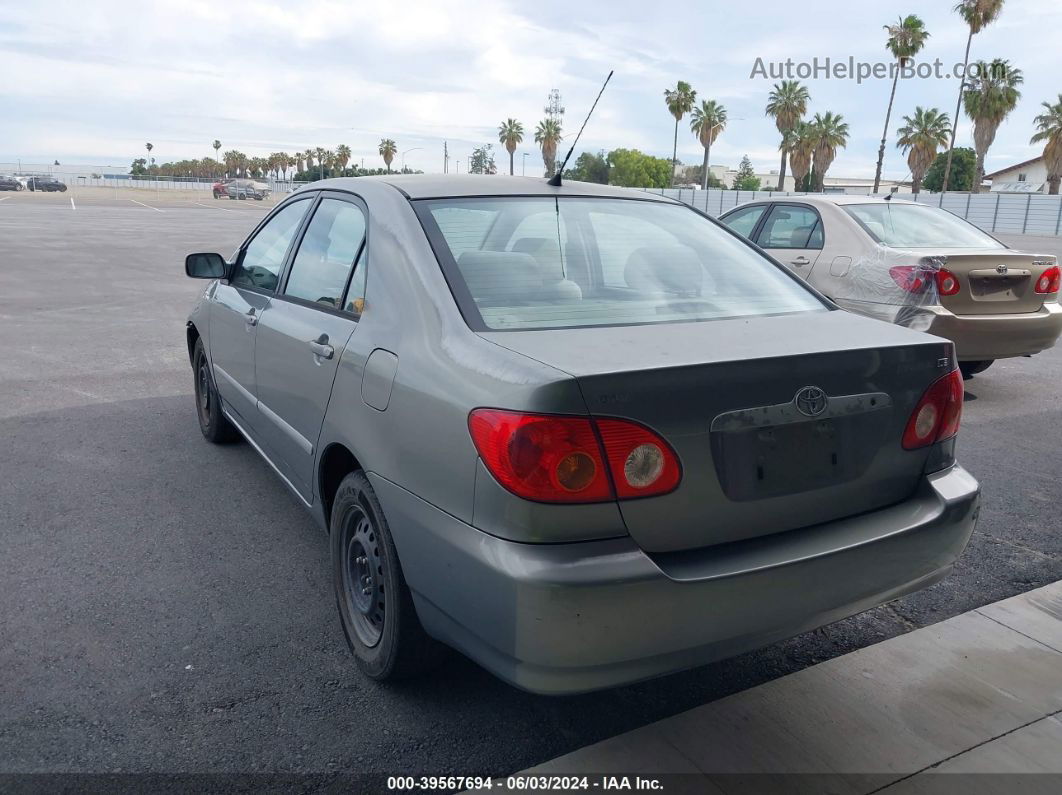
[547,70,613,187]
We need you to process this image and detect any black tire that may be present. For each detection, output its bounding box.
[192,337,239,443]
[330,471,447,681]
[959,360,994,379]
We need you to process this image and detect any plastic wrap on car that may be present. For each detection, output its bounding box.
[828,244,947,332]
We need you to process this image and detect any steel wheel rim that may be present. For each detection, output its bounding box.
[196,361,211,423]
[342,508,385,647]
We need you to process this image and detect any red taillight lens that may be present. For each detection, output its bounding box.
[902,370,964,450]
[935,268,961,296]
[889,265,929,293]
[468,410,613,503]
[595,418,682,499]
[468,410,682,503]
[1035,265,1060,294]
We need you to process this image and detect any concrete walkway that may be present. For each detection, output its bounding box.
[521,582,1062,790]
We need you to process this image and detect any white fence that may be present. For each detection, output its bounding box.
[645,187,1062,237]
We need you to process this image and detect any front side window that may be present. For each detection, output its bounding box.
[720,204,767,239]
[421,197,826,331]
[232,199,310,291]
[755,205,823,249]
[284,198,366,308]
[844,203,1004,249]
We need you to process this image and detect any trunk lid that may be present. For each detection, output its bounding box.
[916,248,1055,316]
[481,310,954,553]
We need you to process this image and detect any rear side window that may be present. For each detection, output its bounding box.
[755,205,823,249]
[720,205,766,238]
[420,197,825,331]
[284,198,366,308]
[232,199,310,291]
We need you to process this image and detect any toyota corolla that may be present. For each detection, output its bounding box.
[184,175,980,694]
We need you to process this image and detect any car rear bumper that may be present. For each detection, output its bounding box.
[921,302,1062,360]
[371,464,980,695]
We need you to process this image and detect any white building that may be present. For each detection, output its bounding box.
[676,163,910,194]
[985,156,1050,193]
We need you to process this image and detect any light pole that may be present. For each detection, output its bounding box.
[401,147,423,172]
[522,152,529,176]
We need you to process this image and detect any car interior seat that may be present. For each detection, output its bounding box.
[623,245,703,297]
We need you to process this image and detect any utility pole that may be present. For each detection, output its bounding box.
[444,141,449,174]
[522,152,529,176]
[545,89,565,122]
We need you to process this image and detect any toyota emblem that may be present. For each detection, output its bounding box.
[795,386,828,417]
[996,264,1008,274]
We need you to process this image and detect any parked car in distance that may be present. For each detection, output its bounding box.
[0,175,23,191]
[25,176,67,192]
[226,178,270,200]
[719,196,1062,378]
[185,175,979,694]
[212,178,233,199]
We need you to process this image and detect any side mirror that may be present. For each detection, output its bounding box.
[185,252,227,279]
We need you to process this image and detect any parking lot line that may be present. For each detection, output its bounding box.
[70,197,76,210]
[0,196,9,202]
[128,198,163,213]
[193,201,239,213]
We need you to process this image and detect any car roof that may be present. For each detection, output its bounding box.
[301,174,677,202]
[737,195,920,208]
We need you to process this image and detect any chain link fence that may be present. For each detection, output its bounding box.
[645,187,1062,237]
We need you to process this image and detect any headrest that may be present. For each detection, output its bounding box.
[624,245,703,296]
[512,236,565,281]
[457,250,543,303]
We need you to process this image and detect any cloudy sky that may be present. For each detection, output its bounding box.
[1,0,1059,179]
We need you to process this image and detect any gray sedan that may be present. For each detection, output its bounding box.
[184,175,979,694]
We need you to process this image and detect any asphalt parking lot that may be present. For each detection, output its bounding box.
[1,187,1060,776]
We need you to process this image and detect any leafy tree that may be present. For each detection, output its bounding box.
[677,164,724,188]
[964,59,1023,192]
[606,148,672,188]
[732,156,762,191]
[498,119,524,175]
[923,146,976,192]
[1031,95,1062,194]
[534,118,563,177]
[896,106,951,194]
[378,139,397,172]
[468,144,498,175]
[942,0,1006,191]
[690,100,727,190]
[563,151,609,184]
[765,80,810,191]
[809,112,850,191]
[873,15,930,192]
[129,158,148,176]
[663,80,697,186]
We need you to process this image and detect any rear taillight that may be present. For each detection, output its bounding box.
[935,268,961,296]
[902,370,964,450]
[468,409,681,503]
[889,265,929,293]
[1035,265,1060,294]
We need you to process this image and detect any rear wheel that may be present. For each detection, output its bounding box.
[192,338,238,443]
[959,360,994,379]
[330,471,447,681]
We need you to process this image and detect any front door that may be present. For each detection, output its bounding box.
[754,203,824,279]
[254,194,367,498]
[209,197,313,429]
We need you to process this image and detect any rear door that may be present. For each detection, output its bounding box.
[754,203,824,279]
[209,196,313,428]
[253,192,367,499]
[719,203,768,240]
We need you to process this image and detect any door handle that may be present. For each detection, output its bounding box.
[310,335,334,360]
[791,256,811,266]
[245,308,258,327]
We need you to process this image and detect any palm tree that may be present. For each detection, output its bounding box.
[963,59,1023,192]
[335,144,351,176]
[689,100,727,190]
[942,0,1006,192]
[809,112,850,192]
[304,149,315,174]
[145,142,154,165]
[534,118,563,177]
[379,139,397,172]
[896,107,952,194]
[212,140,221,172]
[663,81,697,186]
[873,15,930,193]
[786,122,816,191]
[498,119,524,175]
[765,80,810,191]
[1031,95,1062,195]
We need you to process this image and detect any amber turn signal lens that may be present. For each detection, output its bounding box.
[556,451,598,492]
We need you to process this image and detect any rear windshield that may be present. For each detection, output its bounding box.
[844,203,1004,249]
[419,197,826,331]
